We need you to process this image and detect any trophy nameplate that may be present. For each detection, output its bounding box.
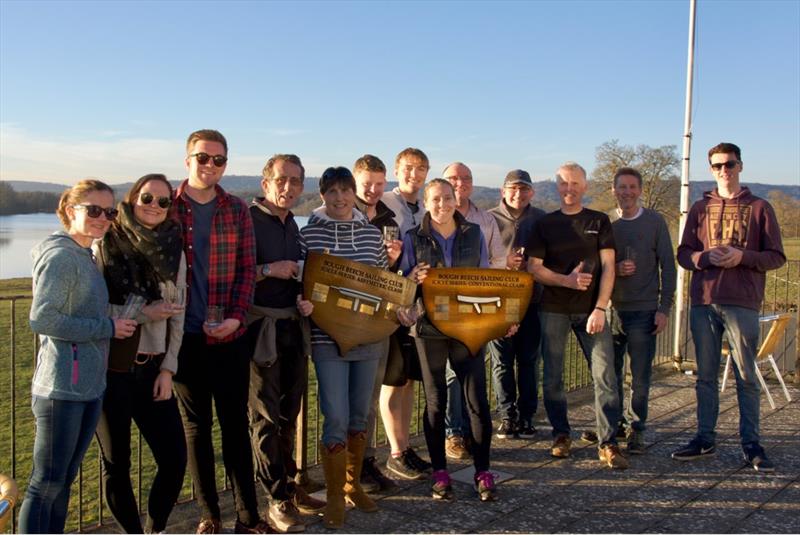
[303,251,417,355]
[421,268,534,356]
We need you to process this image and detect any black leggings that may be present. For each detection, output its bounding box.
[95,357,187,533]
[415,337,492,473]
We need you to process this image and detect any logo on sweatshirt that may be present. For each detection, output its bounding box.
[706,204,751,248]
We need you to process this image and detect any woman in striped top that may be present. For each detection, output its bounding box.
[298,167,388,529]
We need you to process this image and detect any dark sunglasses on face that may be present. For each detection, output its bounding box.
[139,192,172,209]
[189,152,228,167]
[73,204,118,220]
[711,161,740,171]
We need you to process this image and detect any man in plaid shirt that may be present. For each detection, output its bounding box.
[172,129,268,533]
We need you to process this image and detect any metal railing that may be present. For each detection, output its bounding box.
[1,261,797,532]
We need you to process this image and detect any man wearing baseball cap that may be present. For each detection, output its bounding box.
[487,170,546,439]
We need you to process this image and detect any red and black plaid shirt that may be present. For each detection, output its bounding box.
[174,180,256,344]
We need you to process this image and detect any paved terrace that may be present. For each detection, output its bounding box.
[88,367,799,534]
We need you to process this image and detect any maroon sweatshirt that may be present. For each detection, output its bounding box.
[677,187,785,310]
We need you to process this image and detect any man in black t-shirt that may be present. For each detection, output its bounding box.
[526,162,627,469]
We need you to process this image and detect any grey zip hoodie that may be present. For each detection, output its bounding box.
[29,231,114,401]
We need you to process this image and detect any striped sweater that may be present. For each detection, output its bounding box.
[300,207,389,346]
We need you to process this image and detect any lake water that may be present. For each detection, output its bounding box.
[0,213,311,280]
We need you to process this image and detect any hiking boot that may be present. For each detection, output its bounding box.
[292,485,326,515]
[431,470,453,500]
[361,456,397,491]
[445,436,471,460]
[626,430,645,455]
[496,419,517,439]
[197,519,222,534]
[551,434,572,458]
[598,444,629,469]
[268,501,304,533]
[386,450,426,480]
[742,445,775,473]
[580,430,598,443]
[517,422,536,439]
[404,447,432,472]
[474,470,497,502]
[234,519,273,534]
[671,439,716,461]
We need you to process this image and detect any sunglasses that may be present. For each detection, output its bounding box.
[139,192,172,209]
[189,152,228,167]
[711,161,740,171]
[73,204,118,220]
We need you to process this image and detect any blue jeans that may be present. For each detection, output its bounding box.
[612,309,657,432]
[444,360,471,438]
[313,344,380,447]
[690,305,761,447]
[19,396,103,534]
[540,311,620,444]
[489,303,541,425]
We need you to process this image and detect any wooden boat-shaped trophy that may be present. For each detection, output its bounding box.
[421,268,534,356]
[303,251,417,355]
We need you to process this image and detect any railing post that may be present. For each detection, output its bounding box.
[294,388,309,486]
[10,300,17,534]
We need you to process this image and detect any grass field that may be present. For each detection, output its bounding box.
[1,240,797,532]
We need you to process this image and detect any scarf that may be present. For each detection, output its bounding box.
[99,202,183,305]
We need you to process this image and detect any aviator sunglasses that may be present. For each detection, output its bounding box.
[139,191,172,209]
[72,204,119,220]
[711,161,740,171]
[189,152,228,167]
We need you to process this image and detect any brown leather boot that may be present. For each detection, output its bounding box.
[344,433,378,512]
[321,444,347,529]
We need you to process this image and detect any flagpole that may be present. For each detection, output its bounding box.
[673,0,697,369]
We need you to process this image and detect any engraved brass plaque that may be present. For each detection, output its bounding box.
[421,268,534,356]
[303,251,417,355]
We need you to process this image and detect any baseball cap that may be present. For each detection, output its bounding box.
[503,169,533,186]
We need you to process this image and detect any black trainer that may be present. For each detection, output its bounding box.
[671,439,716,461]
[517,422,536,439]
[386,450,426,480]
[496,419,517,439]
[361,456,397,491]
[404,447,432,473]
[743,445,775,473]
[626,430,645,455]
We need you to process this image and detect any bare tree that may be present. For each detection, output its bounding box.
[589,140,681,222]
[767,190,800,239]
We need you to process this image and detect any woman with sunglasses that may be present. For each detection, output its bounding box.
[400,178,514,503]
[92,174,188,534]
[20,180,138,534]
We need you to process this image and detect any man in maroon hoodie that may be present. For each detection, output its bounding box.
[672,142,785,471]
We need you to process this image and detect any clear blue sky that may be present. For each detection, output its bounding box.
[1,0,798,187]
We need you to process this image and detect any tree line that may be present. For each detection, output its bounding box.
[588,140,800,239]
[0,182,60,215]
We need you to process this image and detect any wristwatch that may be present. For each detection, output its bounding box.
[261,263,271,277]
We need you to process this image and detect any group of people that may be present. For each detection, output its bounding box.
[18,131,786,534]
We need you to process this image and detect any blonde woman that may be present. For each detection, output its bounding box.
[20,179,137,534]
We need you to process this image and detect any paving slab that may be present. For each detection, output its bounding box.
[79,367,800,534]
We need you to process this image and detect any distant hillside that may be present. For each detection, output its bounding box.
[4,177,797,216]
[3,180,71,194]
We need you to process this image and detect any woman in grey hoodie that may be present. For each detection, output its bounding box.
[19,180,137,534]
